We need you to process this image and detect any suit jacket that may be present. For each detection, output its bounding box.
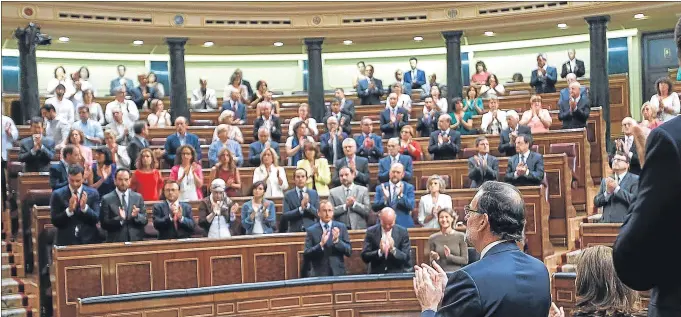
[163,132,202,164]
[372,181,416,228]
[504,151,545,186]
[99,190,147,242]
[357,78,384,105]
[530,66,558,94]
[613,117,681,317]
[50,185,101,246]
[152,201,195,240]
[222,100,247,124]
[560,59,586,78]
[404,69,427,88]
[329,184,371,230]
[18,136,55,172]
[594,173,639,223]
[558,95,590,129]
[49,161,70,190]
[421,241,551,317]
[379,107,409,139]
[559,87,588,105]
[615,136,641,175]
[354,133,384,163]
[360,224,411,274]
[282,188,320,233]
[322,113,352,135]
[248,141,280,167]
[417,111,440,137]
[378,155,413,183]
[427,130,461,160]
[109,77,134,96]
[126,136,149,170]
[332,156,370,187]
[498,125,532,157]
[303,221,352,277]
[341,99,356,119]
[198,197,238,237]
[253,116,282,142]
[130,86,159,109]
[467,154,499,188]
[320,132,347,165]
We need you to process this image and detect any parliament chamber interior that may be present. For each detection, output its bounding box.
[1,1,681,317]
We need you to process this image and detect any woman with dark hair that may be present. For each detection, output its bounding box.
[471,61,490,87]
[241,181,277,235]
[62,128,94,166]
[353,61,367,89]
[297,141,331,195]
[147,72,165,98]
[649,77,680,122]
[89,146,117,197]
[47,65,75,99]
[250,80,269,108]
[425,208,467,272]
[463,86,484,116]
[223,73,248,104]
[479,73,506,98]
[82,89,105,124]
[285,120,314,166]
[169,145,204,201]
[449,97,474,135]
[208,148,241,197]
[131,148,164,201]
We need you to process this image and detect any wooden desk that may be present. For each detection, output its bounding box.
[579,222,621,248]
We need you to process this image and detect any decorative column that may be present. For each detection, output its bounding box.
[305,37,325,121]
[166,37,189,121]
[14,24,41,123]
[585,15,612,152]
[442,30,464,112]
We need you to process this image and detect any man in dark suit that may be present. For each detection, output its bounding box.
[334,88,355,119]
[378,138,413,183]
[560,49,586,78]
[380,93,409,139]
[222,90,247,125]
[594,152,638,223]
[357,64,384,105]
[498,110,532,157]
[417,97,440,137]
[163,116,202,166]
[253,102,282,142]
[404,57,427,90]
[320,116,347,165]
[414,181,551,317]
[354,117,383,163]
[332,138,370,187]
[615,117,641,175]
[248,127,280,167]
[100,169,147,242]
[130,74,159,110]
[373,163,416,228]
[127,121,150,170]
[558,74,588,105]
[361,207,411,274]
[468,136,499,188]
[322,98,352,135]
[49,145,82,190]
[153,180,195,239]
[50,164,102,246]
[504,134,545,186]
[109,65,134,96]
[530,53,558,94]
[329,166,371,230]
[558,82,590,129]
[282,168,320,233]
[428,114,461,160]
[18,117,55,172]
[303,200,352,277]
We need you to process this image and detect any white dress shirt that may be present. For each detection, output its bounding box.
[190,88,218,110]
[46,97,76,123]
[288,117,319,136]
[418,193,453,228]
[65,185,89,216]
[207,195,232,238]
[1,116,18,161]
[105,99,140,124]
[480,110,508,135]
[480,240,507,258]
[253,165,289,198]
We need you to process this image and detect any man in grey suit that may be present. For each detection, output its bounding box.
[100,169,148,242]
[504,134,544,186]
[303,200,352,277]
[332,138,370,187]
[594,152,638,223]
[329,166,372,230]
[467,136,499,188]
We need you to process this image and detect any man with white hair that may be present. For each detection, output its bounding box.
[163,116,202,165]
[615,117,642,175]
[105,86,139,124]
[320,116,347,165]
[190,77,218,110]
[530,53,558,94]
[253,102,282,142]
[332,138,370,187]
[222,90,247,124]
[559,73,588,105]
[558,81,590,129]
[560,48,585,78]
[289,103,318,136]
[498,110,531,157]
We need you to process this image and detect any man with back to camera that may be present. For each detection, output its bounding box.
[303,200,352,277]
[361,207,411,274]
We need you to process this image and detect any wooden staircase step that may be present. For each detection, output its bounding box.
[0,278,36,296]
[1,293,34,309]
[0,307,37,317]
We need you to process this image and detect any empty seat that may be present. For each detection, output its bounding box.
[549,143,578,188]
[198,138,207,145]
[151,138,166,146]
[509,90,530,96]
[190,119,214,126]
[460,148,477,160]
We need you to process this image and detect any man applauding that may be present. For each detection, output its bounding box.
[153,180,195,239]
[303,200,352,277]
[361,207,411,274]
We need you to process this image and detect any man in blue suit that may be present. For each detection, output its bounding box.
[558,73,588,105]
[333,88,356,119]
[49,145,82,190]
[222,90,247,124]
[303,200,352,277]
[378,138,413,183]
[109,65,134,96]
[427,114,461,160]
[163,116,202,166]
[152,180,195,239]
[50,164,102,246]
[355,117,383,163]
[414,181,551,317]
[320,117,347,165]
[504,134,544,186]
[357,65,384,105]
[404,57,426,90]
[372,163,415,228]
[530,53,558,94]
[282,168,320,233]
[248,127,280,167]
[380,93,409,139]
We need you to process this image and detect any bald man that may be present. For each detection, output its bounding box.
[372,163,415,228]
[558,81,590,129]
[163,116,202,165]
[361,207,412,274]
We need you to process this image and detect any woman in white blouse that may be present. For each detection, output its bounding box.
[147,99,172,128]
[82,90,105,125]
[418,175,453,228]
[479,73,506,98]
[480,96,508,135]
[46,66,76,99]
[649,77,680,122]
[224,73,249,104]
[425,85,448,114]
[252,147,289,198]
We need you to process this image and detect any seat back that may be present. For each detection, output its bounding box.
[460,148,477,160]
[549,143,578,184]
[419,175,451,191]
[150,138,166,146]
[190,119,215,126]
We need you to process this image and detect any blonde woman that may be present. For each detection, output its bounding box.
[640,102,662,130]
[253,147,288,198]
[520,95,552,133]
[418,174,453,228]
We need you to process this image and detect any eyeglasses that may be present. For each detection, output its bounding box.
[612,158,627,163]
[464,204,483,216]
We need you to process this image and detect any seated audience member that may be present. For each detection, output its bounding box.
[212,111,244,143]
[470,61,490,88]
[289,103,319,136]
[468,136,499,188]
[399,125,422,161]
[209,124,243,167]
[164,116,202,165]
[241,181,277,235]
[463,86,484,116]
[405,57,427,90]
[558,73,588,105]
[388,69,412,96]
[19,117,56,172]
[190,77,218,110]
[131,73,159,110]
[427,86,448,114]
[147,99,171,128]
[320,117,347,165]
[560,48,586,79]
[81,89,105,125]
[329,166,371,230]
[50,145,82,189]
[209,148,242,197]
[373,163,415,228]
[253,147,288,198]
[479,73,505,98]
[100,168,147,243]
[530,53,558,94]
[46,84,76,123]
[282,168,320,232]
[379,138,414,183]
[170,145,204,201]
[324,98,352,135]
[153,180,195,239]
[616,117,642,175]
[250,80,280,115]
[222,90,248,124]
[89,146,116,197]
[418,175,453,228]
[147,72,165,99]
[199,179,239,238]
[450,97,475,135]
[558,82,591,129]
[106,86,139,124]
[249,127,280,166]
[594,152,639,223]
[224,73,249,104]
[480,96,507,135]
[428,114,462,160]
[260,92,282,116]
[640,102,662,130]
[253,102,282,142]
[355,117,384,163]
[380,93,409,139]
[426,208,468,271]
[109,64,134,96]
[286,121,315,166]
[73,105,104,146]
[520,95,552,133]
[333,138,370,187]
[334,88,356,119]
[62,128,93,167]
[388,83,413,114]
[498,110,531,157]
[297,142,332,196]
[47,66,75,99]
[103,129,131,169]
[417,97,441,137]
[303,200,352,277]
[504,134,545,186]
[50,164,101,246]
[649,77,680,122]
[126,121,150,170]
[41,104,70,146]
[358,64,384,105]
[106,107,133,145]
[353,61,367,89]
[131,148,164,201]
[361,207,411,273]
